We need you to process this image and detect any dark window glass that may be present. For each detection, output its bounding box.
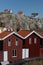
[12,50,17,56]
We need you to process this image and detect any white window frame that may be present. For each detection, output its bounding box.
[29,38,31,44]
[34,38,37,44]
[12,49,17,57]
[8,40,11,46]
[15,39,18,46]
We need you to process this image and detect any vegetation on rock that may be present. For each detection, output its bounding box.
[0,11,43,32]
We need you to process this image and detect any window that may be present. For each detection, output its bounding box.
[12,50,17,57]
[15,39,18,46]
[29,38,31,44]
[34,38,37,44]
[8,39,11,46]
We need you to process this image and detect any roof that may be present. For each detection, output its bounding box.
[0,30,43,40]
[0,31,24,40]
[18,30,32,37]
[17,11,23,14]
[18,30,43,39]
[37,31,43,37]
[0,31,12,38]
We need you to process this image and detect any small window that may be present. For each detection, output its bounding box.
[15,39,18,46]
[8,40,11,46]
[29,38,31,44]
[12,50,17,57]
[34,38,37,44]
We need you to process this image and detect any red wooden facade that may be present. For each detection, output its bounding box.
[23,33,40,58]
[0,30,43,63]
[18,30,43,58]
[3,35,23,62]
[0,31,23,62]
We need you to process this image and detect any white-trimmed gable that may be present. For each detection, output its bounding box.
[0,30,43,40]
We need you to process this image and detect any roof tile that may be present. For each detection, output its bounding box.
[37,31,43,37]
[0,31,12,38]
[18,30,32,37]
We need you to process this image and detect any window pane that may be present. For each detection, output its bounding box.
[34,38,36,44]
[29,38,31,44]
[15,50,16,56]
[12,50,14,56]
[8,40,11,46]
[16,39,18,46]
[12,50,16,56]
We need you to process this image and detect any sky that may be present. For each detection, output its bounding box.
[0,0,43,18]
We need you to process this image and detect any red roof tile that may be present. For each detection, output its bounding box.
[37,31,43,37]
[0,30,43,39]
[17,11,23,14]
[0,31,12,38]
[18,30,32,37]
[18,30,43,38]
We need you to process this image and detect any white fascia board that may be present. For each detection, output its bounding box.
[1,32,25,40]
[24,31,34,39]
[13,32,25,39]
[24,30,43,39]
[0,30,43,40]
[0,38,3,40]
[33,31,43,38]
[2,32,14,40]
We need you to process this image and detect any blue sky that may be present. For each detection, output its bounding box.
[0,0,43,18]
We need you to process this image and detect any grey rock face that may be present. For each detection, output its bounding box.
[0,13,43,31]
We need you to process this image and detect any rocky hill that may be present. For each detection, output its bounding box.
[0,10,43,32]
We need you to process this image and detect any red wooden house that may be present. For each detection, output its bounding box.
[18,30,43,58]
[0,31,23,63]
[36,31,43,57]
[0,30,43,64]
